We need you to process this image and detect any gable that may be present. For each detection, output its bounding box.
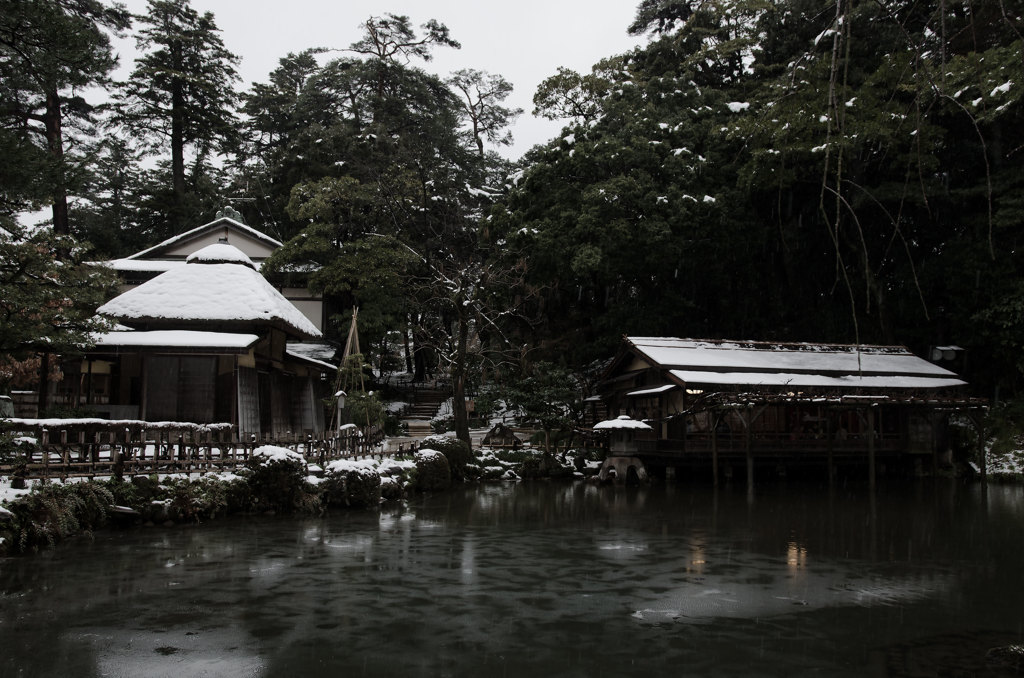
[125,216,283,263]
[162,226,278,260]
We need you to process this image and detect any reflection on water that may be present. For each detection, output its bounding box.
[2,481,1024,677]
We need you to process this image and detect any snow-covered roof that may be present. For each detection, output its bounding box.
[625,337,965,391]
[104,259,187,273]
[104,258,281,275]
[186,243,257,268]
[594,415,653,430]
[124,215,282,261]
[286,349,335,370]
[93,330,259,350]
[669,370,966,390]
[627,384,677,397]
[286,342,338,370]
[98,244,321,339]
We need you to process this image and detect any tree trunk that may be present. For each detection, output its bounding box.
[170,73,187,230]
[45,90,69,236]
[451,308,471,447]
[403,319,413,373]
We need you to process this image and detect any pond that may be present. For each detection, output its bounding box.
[2,480,1023,677]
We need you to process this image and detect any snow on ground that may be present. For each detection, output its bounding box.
[431,398,454,423]
[986,442,1024,477]
[0,480,31,508]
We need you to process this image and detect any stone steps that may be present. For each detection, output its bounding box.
[405,420,434,437]
[398,385,449,438]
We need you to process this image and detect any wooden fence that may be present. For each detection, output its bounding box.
[0,419,386,483]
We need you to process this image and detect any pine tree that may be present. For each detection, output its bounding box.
[0,0,130,233]
[115,0,240,236]
[72,135,146,257]
[447,69,522,157]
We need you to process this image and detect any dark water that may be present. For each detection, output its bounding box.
[2,480,1024,677]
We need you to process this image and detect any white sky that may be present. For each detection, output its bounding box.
[111,0,648,159]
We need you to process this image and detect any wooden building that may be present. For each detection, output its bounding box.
[596,337,981,482]
[104,206,326,333]
[61,243,332,437]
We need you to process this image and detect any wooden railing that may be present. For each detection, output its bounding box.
[0,419,386,482]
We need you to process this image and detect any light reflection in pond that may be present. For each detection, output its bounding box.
[1,481,1023,677]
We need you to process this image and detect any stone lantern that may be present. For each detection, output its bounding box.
[594,415,651,483]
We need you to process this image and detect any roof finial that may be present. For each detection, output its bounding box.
[217,205,244,223]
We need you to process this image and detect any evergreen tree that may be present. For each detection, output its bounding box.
[71,135,147,257]
[258,15,525,445]
[495,2,769,363]
[730,0,1024,390]
[0,0,130,233]
[235,49,321,239]
[447,69,522,157]
[115,0,240,237]
[0,224,118,400]
[495,0,1024,400]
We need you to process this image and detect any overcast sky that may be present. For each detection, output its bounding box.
[111,1,648,159]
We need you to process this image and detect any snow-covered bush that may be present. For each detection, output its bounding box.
[380,475,402,500]
[246,445,320,514]
[323,459,381,508]
[415,449,451,492]
[420,435,475,481]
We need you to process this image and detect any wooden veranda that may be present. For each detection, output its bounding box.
[618,394,987,486]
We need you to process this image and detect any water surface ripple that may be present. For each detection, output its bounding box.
[2,481,1023,677]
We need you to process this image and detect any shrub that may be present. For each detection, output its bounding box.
[155,476,235,522]
[0,481,114,553]
[379,475,402,500]
[415,449,451,492]
[222,476,255,514]
[519,455,543,478]
[420,436,475,482]
[102,478,140,508]
[1,434,33,489]
[323,460,382,508]
[246,445,320,514]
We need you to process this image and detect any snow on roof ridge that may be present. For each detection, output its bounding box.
[186,242,256,268]
[627,336,912,354]
[124,215,283,261]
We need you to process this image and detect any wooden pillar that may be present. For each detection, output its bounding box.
[711,411,719,487]
[139,355,149,422]
[745,406,754,492]
[826,412,835,484]
[867,407,876,489]
[87,359,96,406]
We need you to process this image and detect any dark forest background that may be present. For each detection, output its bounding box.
[3,0,1023,421]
